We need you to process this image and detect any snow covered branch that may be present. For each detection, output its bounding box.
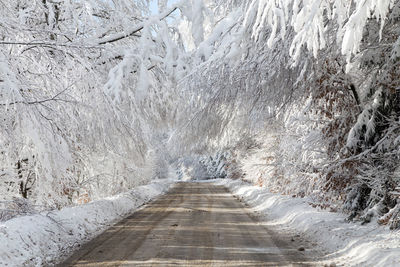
[97,5,180,45]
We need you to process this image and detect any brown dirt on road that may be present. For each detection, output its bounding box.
[60,182,314,266]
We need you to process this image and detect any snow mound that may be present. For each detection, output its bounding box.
[216,179,400,267]
[0,180,175,266]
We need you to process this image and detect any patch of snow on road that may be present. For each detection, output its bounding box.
[215,179,400,267]
[0,180,175,266]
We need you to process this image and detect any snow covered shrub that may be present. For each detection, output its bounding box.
[0,197,36,221]
[386,201,400,230]
[233,132,281,187]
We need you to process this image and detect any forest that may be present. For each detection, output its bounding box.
[0,0,399,233]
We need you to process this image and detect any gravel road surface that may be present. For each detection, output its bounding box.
[61,182,312,266]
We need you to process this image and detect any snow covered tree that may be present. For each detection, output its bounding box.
[1,0,400,229]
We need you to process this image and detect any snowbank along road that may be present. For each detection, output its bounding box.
[61,182,313,266]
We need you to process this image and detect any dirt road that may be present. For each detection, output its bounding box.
[61,182,312,266]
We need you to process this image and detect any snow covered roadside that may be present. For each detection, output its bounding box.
[215,179,400,267]
[0,179,176,266]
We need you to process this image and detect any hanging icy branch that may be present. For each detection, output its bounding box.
[0,87,72,106]
[97,4,181,45]
[0,41,102,49]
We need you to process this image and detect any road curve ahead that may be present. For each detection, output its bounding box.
[61,182,311,266]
